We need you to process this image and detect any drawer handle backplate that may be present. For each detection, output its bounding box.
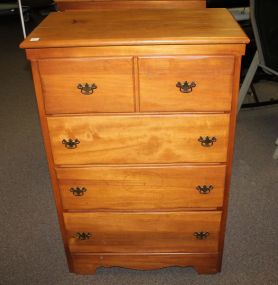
[198,136,217,147]
[194,232,209,240]
[196,185,214,194]
[176,81,196,93]
[62,139,80,149]
[73,232,92,240]
[70,187,87,196]
[77,83,97,95]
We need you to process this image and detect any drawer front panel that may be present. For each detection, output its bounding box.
[38,57,134,114]
[47,114,230,165]
[64,211,222,253]
[57,165,226,210]
[139,56,234,112]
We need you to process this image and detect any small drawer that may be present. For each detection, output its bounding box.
[57,165,226,210]
[139,56,234,112]
[64,211,222,253]
[47,114,230,165]
[38,57,134,114]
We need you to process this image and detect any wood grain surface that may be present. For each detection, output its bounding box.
[20,9,249,49]
[25,45,247,61]
[57,165,226,210]
[38,57,134,114]
[64,211,222,253]
[47,114,230,165]
[139,56,234,112]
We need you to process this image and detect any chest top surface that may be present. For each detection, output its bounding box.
[20,8,249,49]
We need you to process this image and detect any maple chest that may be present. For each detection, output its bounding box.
[20,9,249,274]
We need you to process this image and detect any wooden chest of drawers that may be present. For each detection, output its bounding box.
[20,9,249,274]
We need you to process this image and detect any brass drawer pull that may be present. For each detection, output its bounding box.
[70,187,87,196]
[196,185,214,194]
[62,138,80,149]
[198,136,217,147]
[77,83,97,95]
[194,232,209,240]
[74,232,92,240]
[176,81,196,93]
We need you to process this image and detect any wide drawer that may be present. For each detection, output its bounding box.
[64,211,222,253]
[139,56,234,112]
[38,57,134,114]
[57,165,226,210]
[47,114,230,165]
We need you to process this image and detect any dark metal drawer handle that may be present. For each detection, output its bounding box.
[176,81,196,93]
[77,83,97,95]
[70,187,87,196]
[198,136,217,147]
[196,185,214,194]
[73,232,92,240]
[194,232,209,240]
[62,139,80,149]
